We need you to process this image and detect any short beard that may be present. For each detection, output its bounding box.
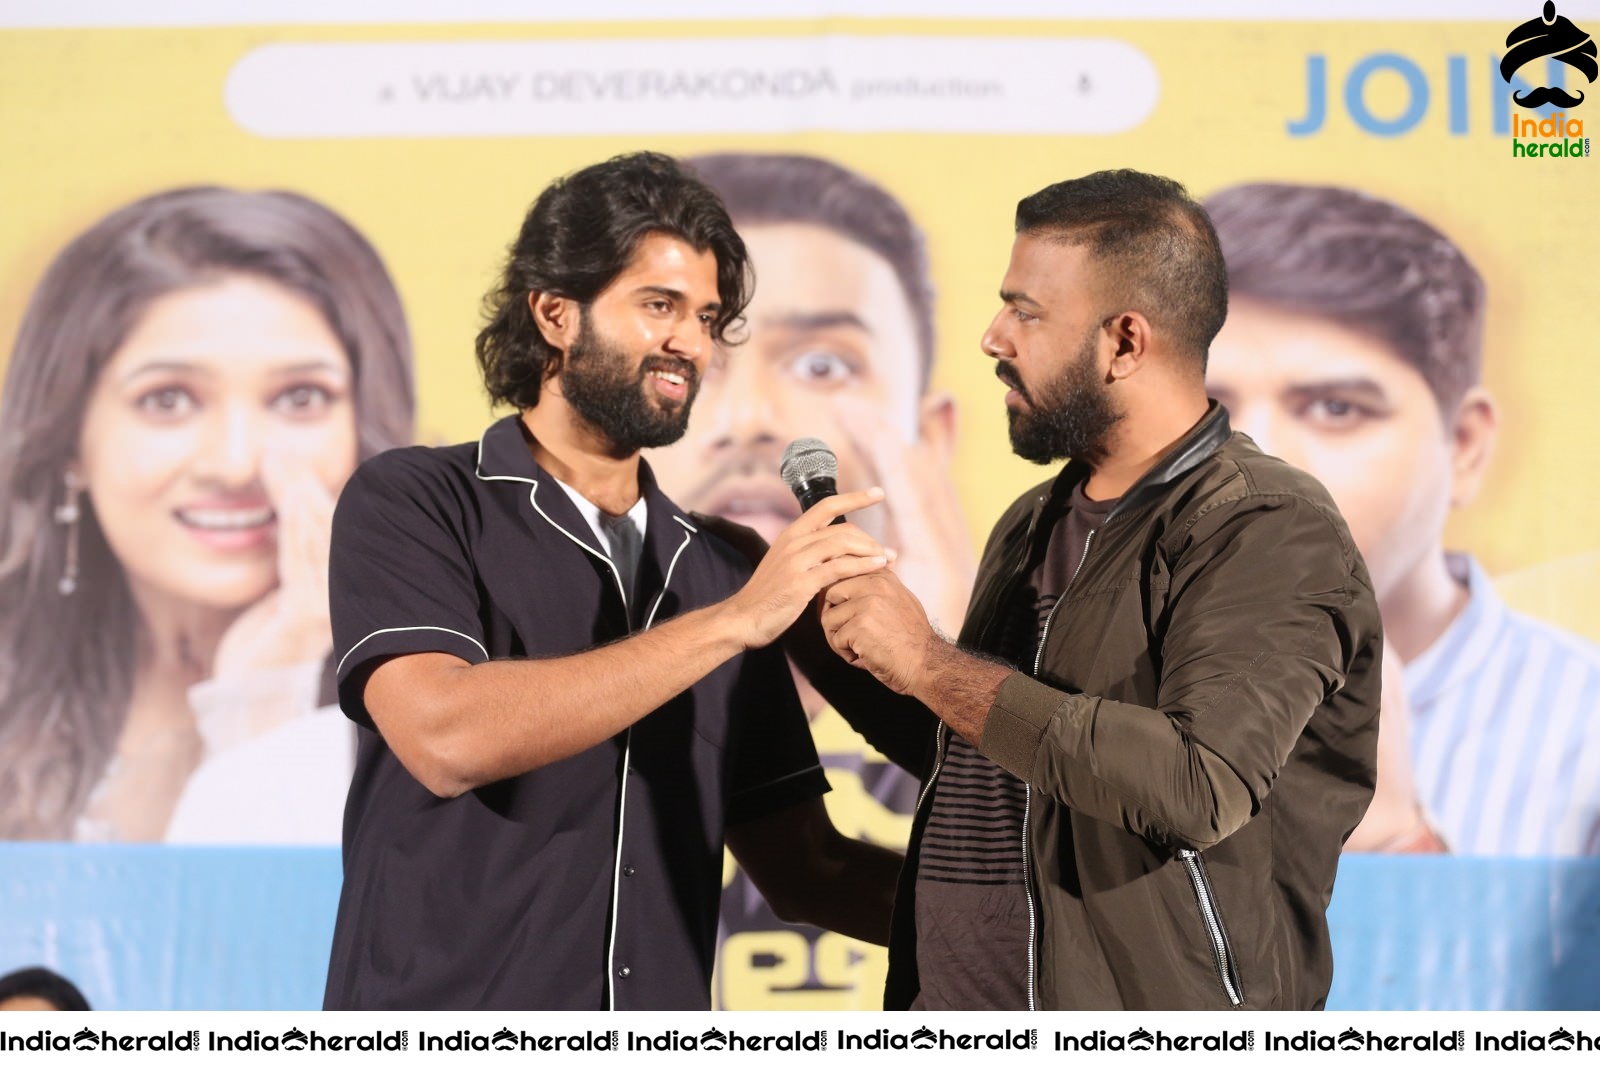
[560,312,699,454]
[1005,327,1124,465]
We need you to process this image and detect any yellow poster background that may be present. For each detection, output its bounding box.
[4,20,1594,575]
[2,15,1595,1010]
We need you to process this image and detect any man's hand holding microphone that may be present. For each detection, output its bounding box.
[774,439,943,696]
[716,437,893,651]
[769,437,1001,746]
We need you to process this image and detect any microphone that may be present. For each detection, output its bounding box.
[780,437,843,523]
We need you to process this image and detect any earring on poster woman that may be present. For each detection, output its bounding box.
[55,470,82,596]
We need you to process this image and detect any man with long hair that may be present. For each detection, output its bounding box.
[322,153,899,1009]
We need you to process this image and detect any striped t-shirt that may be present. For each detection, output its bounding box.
[1408,554,1600,856]
[910,484,1116,1009]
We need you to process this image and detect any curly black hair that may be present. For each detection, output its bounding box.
[476,152,752,410]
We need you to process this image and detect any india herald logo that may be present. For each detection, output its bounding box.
[1502,2,1596,108]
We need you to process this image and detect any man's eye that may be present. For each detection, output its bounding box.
[1011,307,1037,323]
[1302,397,1373,427]
[787,350,857,385]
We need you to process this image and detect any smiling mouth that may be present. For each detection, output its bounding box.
[649,368,688,388]
[175,506,276,530]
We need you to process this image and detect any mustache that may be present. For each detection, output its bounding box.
[1513,86,1587,108]
[995,362,1029,399]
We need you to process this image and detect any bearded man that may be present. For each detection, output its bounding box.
[807,169,1382,1009]
[321,153,900,1009]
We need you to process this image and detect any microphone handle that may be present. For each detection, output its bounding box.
[793,476,844,524]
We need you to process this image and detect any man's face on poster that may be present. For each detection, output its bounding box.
[1205,298,1460,604]
[651,222,925,549]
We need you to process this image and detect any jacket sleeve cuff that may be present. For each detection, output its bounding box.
[979,670,1086,780]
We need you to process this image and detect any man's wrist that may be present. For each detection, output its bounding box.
[692,599,759,659]
[914,638,1010,742]
[906,632,958,704]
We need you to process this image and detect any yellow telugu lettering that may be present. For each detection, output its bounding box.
[718,929,889,1011]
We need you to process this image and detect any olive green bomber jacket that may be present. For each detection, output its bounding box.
[830,403,1383,1010]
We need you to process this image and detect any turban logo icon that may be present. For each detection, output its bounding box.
[1502,2,1597,108]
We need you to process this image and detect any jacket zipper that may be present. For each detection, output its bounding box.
[906,723,951,1002]
[1033,529,1095,676]
[907,504,1034,1007]
[1020,788,1037,1011]
[1020,527,1096,1012]
[906,502,1044,1005]
[1006,411,1227,1011]
[1032,521,1246,1008]
[913,721,948,817]
[1177,847,1245,1007]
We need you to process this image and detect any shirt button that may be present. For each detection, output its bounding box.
[622,865,636,877]
[617,966,631,979]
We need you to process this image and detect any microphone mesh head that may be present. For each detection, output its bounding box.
[780,437,838,490]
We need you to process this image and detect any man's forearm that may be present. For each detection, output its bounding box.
[978,671,1255,851]
[785,835,902,946]
[367,488,894,797]
[727,798,902,947]
[904,641,1252,851]
[367,602,749,796]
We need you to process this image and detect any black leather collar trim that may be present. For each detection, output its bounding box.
[1043,400,1232,524]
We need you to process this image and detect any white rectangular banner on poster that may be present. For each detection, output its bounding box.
[224,37,1159,138]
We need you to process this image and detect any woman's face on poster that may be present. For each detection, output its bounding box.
[73,275,359,611]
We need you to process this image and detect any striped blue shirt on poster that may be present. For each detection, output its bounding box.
[1408,554,1600,857]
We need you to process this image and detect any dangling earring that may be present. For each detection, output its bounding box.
[55,471,82,596]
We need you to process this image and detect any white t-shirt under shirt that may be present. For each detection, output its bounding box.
[551,477,648,616]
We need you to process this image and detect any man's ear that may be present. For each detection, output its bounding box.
[916,390,958,464]
[1448,385,1498,509]
[1105,311,1153,381]
[530,292,579,363]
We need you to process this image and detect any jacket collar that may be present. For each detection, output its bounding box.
[1044,400,1232,524]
